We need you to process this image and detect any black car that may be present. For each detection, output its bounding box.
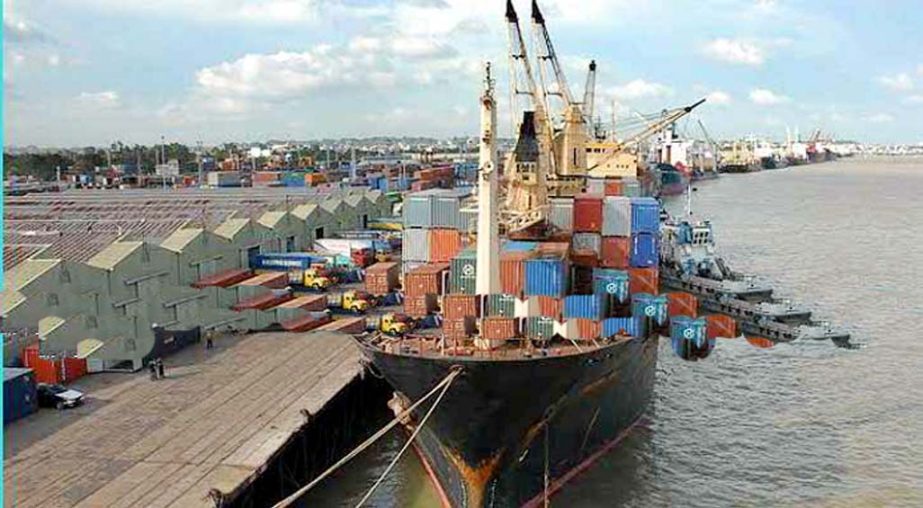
[36,383,85,409]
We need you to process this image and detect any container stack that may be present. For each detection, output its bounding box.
[411,166,455,191]
[402,188,474,274]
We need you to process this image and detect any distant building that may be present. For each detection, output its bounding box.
[155,159,180,177]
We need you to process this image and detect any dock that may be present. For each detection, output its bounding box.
[3,331,362,507]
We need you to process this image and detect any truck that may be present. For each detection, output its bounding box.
[369,313,417,336]
[327,291,377,315]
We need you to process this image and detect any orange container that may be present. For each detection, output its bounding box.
[365,262,400,295]
[667,292,698,318]
[500,251,531,296]
[403,263,449,297]
[600,237,631,269]
[481,317,519,340]
[706,314,738,339]
[318,317,367,334]
[429,229,463,263]
[305,173,327,186]
[253,171,281,183]
[442,294,481,319]
[746,336,775,349]
[535,296,564,320]
[443,317,476,340]
[629,267,659,295]
[604,180,623,196]
[570,249,598,268]
[404,294,438,318]
[574,318,602,340]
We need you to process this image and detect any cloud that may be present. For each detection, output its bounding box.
[606,79,673,100]
[77,0,390,24]
[905,95,923,105]
[917,64,923,77]
[876,73,914,92]
[702,38,764,66]
[749,88,790,105]
[866,113,894,123]
[705,90,732,105]
[77,91,121,108]
[4,18,53,44]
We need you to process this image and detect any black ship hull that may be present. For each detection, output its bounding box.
[356,336,659,507]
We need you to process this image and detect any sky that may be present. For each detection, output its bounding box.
[4,0,923,147]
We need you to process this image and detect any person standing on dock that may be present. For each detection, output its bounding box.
[205,330,214,350]
[149,361,158,381]
[156,358,165,379]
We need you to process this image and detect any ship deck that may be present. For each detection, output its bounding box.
[368,333,632,361]
[3,331,361,508]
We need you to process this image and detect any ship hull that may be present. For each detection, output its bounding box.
[356,335,658,507]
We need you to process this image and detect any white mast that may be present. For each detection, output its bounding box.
[476,62,500,295]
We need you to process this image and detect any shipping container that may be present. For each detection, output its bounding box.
[444,316,476,340]
[403,263,449,297]
[533,295,564,320]
[429,229,464,263]
[481,317,519,340]
[570,250,598,269]
[503,240,538,252]
[404,293,438,318]
[706,314,738,339]
[433,189,473,230]
[524,316,555,340]
[629,267,659,295]
[238,272,289,289]
[630,197,660,234]
[630,233,660,268]
[604,180,624,196]
[623,179,642,198]
[573,194,604,232]
[602,317,642,338]
[600,236,631,269]
[572,232,602,256]
[568,318,601,340]
[485,294,518,317]
[276,294,328,312]
[253,171,282,184]
[402,228,431,262]
[365,262,400,295]
[548,197,574,233]
[564,294,606,320]
[537,242,571,257]
[670,316,709,347]
[500,251,531,296]
[317,317,367,334]
[524,257,569,297]
[602,196,632,236]
[631,293,669,325]
[449,250,477,294]
[666,292,699,318]
[442,293,481,319]
[4,368,38,424]
[206,171,241,187]
[593,268,629,302]
[305,173,327,186]
[403,193,435,228]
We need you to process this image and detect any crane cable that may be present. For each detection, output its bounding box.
[354,365,461,507]
[272,366,463,508]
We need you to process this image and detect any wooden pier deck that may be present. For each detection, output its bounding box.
[3,331,362,508]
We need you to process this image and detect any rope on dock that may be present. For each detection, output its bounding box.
[354,365,460,507]
[272,366,464,508]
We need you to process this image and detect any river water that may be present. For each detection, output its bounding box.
[305,158,923,507]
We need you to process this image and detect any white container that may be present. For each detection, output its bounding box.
[572,233,601,256]
[602,196,632,236]
[548,198,574,233]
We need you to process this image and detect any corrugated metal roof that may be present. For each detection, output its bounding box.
[87,241,143,270]
[39,315,66,336]
[258,211,287,228]
[4,259,60,291]
[1,289,28,316]
[76,338,105,358]
[213,218,250,240]
[344,194,365,207]
[321,199,345,215]
[160,228,203,253]
[291,203,319,220]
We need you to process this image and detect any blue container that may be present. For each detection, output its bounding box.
[4,368,38,424]
[525,257,568,297]
[251,253,325,271]
[631,293,668,325]
[602,317,643,338]
[397,176,411,191]
[564,294,606,320]
[630,197,660,233]
[630,233,659,268]
[592,268,629,302]
[670,316,709,347]
[503,241,539,252]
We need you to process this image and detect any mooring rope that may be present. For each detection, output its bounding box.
[354,366,460,507]
[273,366,463,508]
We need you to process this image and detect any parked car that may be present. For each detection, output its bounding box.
[37,383,84,409]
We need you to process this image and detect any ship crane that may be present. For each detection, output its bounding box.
[583,60,598,131]
[589,98,707,171]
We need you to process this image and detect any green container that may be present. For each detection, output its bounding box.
[525,316,555,340]
[486,294,517,317]
[449,249,477,294]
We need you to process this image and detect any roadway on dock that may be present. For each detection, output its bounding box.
[3,331,362,508]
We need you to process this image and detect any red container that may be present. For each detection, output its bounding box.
[442,294,481,319]
[535,296,564,320]
[429,229,463,263]
[667,292,698,318]
[404,294,438,318]
[600,237,631,269]
[537,242,571,257]
[253,171,281,183]
[574,318,601,340]
[192,268,253,288]
[281,313,333,332]
[573,194,604,232]
[500,251,531,296]
[481,317,519,340]
[403,263,449,297]
[365,262,400,295]
[277,295,328,312]
[443,317,476,340]
[233,292,294,311]
[706,315,738,340]
[629,267,659,295]
[238,272,288,289]
[604,180,623,196]
[570,249,598,268]
[746,336,775,349]
[318,317,367,334]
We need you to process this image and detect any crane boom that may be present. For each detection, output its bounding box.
[583,60,597,124]
[531,0,575,109]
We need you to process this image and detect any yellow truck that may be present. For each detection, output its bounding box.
[378,313,416,336]
[301,267,335,291]
[328,291,376,315]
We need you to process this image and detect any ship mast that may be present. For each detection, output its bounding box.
[476,63,501,295]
